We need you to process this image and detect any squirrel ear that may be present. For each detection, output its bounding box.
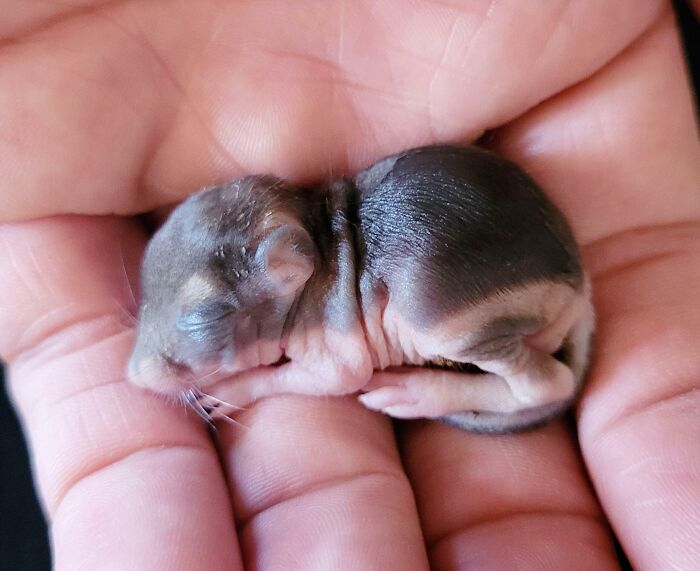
[255,225,315,296]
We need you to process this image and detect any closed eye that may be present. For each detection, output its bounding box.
[176,302,235,332]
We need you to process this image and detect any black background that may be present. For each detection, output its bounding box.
[1,3,698,569]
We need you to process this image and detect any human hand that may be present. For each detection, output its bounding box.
[1,1,698,569]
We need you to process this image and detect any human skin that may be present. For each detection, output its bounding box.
[0,1,699,569]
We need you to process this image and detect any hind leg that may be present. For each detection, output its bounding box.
[359,368,522,418]
[359,291,594,431]
[358,346,575,419]
[443,299,595,433]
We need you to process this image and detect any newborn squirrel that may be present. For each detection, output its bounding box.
[128,145,594,433]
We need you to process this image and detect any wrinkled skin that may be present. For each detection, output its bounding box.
[127,147,594,433]
[1,1,699,569]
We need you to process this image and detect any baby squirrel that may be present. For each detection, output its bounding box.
[128,145,594,433]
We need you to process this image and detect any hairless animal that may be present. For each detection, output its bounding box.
[128,145,594,433]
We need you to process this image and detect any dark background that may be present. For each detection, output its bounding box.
[0,4,698,570]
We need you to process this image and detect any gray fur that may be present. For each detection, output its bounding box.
[357,145,583,326]
[130,145,591,433]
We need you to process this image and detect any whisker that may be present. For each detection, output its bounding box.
[188,401,212,423]
[209,408,249,429]
[194,365,225,384]
[181,388,198,404]
[198,389,249,429]
[183,389,213,424]
[182,365,225,392]
[162,390,184,408]
[198,391,246,411]
[116,242,138,313]
[110,297,138,327]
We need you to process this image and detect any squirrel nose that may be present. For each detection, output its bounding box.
[127,344,189,396]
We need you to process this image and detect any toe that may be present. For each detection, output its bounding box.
[358,386,416,411]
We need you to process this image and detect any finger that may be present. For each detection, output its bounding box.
[492,10,700,247]
[0,217,242,570]
[0,1,104,38]
[399,421,619,570]
[214,397,429,570]
[0,0,664,220]
[494,11,700,569]
[689,0,700,18]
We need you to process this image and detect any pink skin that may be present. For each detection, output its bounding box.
[127,335,289,397]
[191,324,374,414]
[1,2,699,570]
[197,282,590,421]
[126,270,590,423]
